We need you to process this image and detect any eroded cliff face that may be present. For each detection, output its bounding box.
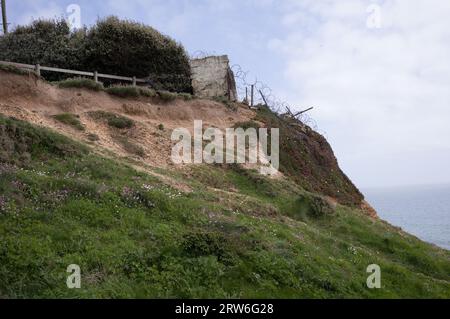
[255,108,366,208]
[190,55,237,101]
[0,69,369,214]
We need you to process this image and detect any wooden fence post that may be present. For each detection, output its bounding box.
[132,76,137,87]
[35,64,41,77]
[250,85,255,107]
[94,71,98,83]
[1,0,8,34]
[259,90,268,108]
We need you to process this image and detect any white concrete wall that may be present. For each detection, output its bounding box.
[190,55,237,101]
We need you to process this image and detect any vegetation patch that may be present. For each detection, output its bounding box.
[255,106,363,206]
[88,111,134,129]
[0,114,88,167]
[157,90,178,102]
[52,113,85,131]
[87,133,100,142]
[106,86,157,99]
[284,194,335,222]
[57,78,104,91]
[139,87,157,98]
[106,86,140,98]
[0,64,30,76]
[0,17,192,91]
[0,111,449,299]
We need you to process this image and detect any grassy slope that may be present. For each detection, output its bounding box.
[0,115,449,299]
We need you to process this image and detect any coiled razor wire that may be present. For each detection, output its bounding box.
[230,63,320,132]
[190,50,219,60]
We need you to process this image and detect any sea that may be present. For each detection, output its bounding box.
[363,184,450,251]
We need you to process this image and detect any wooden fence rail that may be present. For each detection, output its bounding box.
[0,60,147,85]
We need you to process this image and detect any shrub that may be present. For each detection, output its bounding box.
[138,87,157,98]
[106,86,157,98]
[84,16,192,92]
[290,194,335,221]
[182,231,232,262]
[88,111,134,129]
[87,133,100,142]
[108,117,134,129]
[52,113,85,131]
[0,19,87,81]
[106,86,140,98]
[157,124,164,131]
[157,90,177,102]
[57,78,104,91]
[0,17,192,92]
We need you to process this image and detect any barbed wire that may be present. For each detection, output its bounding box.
[230,63,319,132]
[188,53,320,132]
[190,50,219,60]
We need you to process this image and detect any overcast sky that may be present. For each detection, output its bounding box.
[4,0,450,189]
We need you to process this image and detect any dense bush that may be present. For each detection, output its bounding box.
[84,17,192,92]
[0,19,87,81]
[0,17,192,92]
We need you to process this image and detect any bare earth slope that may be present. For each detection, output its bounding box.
[0,70,368,211]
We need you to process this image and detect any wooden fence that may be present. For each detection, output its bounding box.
[0,60,147,86]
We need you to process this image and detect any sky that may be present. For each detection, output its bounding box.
[3,0,450,189]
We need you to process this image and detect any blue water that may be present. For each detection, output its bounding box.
[363,185,450,251]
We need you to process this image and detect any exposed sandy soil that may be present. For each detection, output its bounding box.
[0,71,255,168]
[0,71,376,217]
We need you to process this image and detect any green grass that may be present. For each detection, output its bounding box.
[57,78,104,91]
[177,93,194,101]
[52,113,85,131]
[139,87,157,98]
[106,86,157,99]
[157,90,178,102]
[255,106,363,206]
[88,111,134,129]
[0,114,449,299]
[0,63,30,76]
[106,86,140,98]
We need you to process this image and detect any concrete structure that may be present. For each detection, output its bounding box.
[190,55,237,101]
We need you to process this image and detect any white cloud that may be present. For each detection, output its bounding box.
[15,1,64,26]
[10,0,450,188]
[271,0,450,187]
